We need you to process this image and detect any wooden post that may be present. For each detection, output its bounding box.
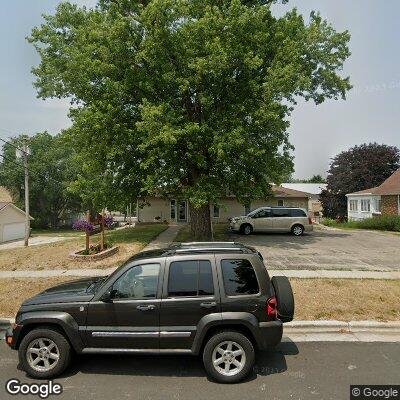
[100,210,105,251]
[85,211,90,252]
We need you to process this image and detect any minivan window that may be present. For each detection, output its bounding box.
[290,209,307,217]
[168,260,214,297]
[252,209,271,218]
[221,259,259,296]
[272,208,291,217]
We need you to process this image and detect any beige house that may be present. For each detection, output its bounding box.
[137,186,310,223]
[0,186,33,243]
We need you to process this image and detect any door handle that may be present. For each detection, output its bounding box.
[200,301,217,309]
[136,305,156,311]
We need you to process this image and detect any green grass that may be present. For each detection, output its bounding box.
[31,228,81,237]
[97,223,169,244]
[322,215,400,233]
[174,223,232,242]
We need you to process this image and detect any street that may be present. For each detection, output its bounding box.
[0,341,399,400]
[237,229,400,271]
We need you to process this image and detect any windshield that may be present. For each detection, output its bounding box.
[87,277,108,294]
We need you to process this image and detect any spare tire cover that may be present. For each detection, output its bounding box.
[271,276,295,322]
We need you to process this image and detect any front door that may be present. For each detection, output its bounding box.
[178,201,187,221]
[159,255,220,349]
[85,263,162,349]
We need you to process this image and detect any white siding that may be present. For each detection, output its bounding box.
[347,195,381,221]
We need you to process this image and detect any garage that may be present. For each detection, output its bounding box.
[0,202,33,243]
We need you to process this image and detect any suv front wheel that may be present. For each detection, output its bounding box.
[291,224,304,236]
[203,331,255,383]
[19,327,72,379]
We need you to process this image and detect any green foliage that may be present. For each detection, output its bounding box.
[290,174,326,183]
[323,216,400,232]
[29,0,351,236]
[0,132,81,227]
[321,143,400,218]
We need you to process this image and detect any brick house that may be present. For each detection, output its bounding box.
[346,169,400,220]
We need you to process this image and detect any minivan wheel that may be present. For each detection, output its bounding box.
[19,328,72,379]
[291,224,304,236]
[203,331,255,383]
[240,224,253,235]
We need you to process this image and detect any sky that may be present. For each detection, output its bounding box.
[0,0,399,178]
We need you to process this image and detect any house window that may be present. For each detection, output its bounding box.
[361,199,370,212]
[349,200,358,211]
[376,199,381,213]
[213,205,220,218]
[170,200,176,220]
[244,204,251,215]
[277,199,284,207]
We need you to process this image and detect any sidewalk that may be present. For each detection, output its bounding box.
[0,224,184,279]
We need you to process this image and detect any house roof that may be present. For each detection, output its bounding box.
[270,185,311,198]
[347,169,400,196]
[0,202,34,220]
[281,183,327,195]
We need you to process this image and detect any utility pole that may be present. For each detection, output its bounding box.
[16,143,30,246]
[23,144,30,247]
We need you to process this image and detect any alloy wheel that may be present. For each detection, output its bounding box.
[212,341,246,377]
[26,338,60,372]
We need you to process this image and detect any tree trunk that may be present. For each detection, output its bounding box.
[189,202,212,240]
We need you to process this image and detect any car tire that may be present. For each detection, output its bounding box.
[240,224,253,235]
[291,224,304,236]
[203,330,255,383]
[271,276,295,322]
[19,327,72,379]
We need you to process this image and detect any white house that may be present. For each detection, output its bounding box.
[0,187,33,243]
[345,188,381,220]
[346,169,400,220]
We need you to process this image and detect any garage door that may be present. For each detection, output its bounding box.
[2,223,25,242]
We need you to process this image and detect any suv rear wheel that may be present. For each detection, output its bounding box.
[203,331,255,383]
[19,327,72,379]
[291,224,304,236]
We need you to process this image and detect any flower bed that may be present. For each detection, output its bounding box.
[69,246,119,261]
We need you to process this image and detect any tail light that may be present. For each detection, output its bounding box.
[267,296,277,320]
[308,217,313,225]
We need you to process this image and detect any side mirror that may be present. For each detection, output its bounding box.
[101,289,117,302]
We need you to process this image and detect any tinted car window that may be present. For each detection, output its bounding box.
[252,209,272,218]
[112,264,160,299]
[221,259,259,296]
[168,260,214,297]
[272,208,291,217]
[290,209,307,217]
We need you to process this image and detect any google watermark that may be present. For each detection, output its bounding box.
[350,385,399,400]
[5,379,63,399]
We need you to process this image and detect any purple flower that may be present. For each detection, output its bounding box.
[72,219,94,232]
[104,215,114,228]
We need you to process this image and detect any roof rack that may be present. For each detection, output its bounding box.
[166,242,256,255]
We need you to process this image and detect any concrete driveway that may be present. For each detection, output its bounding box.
[236,228,400,271]
[0,236,71,251]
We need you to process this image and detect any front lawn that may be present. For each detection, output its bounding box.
[174,223,233,242]
[0,224,168,271]
[292,278,400,321]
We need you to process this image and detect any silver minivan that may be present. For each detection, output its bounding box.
[229,206,313,236]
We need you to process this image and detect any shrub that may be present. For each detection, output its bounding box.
[322,216,400,232]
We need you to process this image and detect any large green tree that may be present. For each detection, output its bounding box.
[321,143,400,218]
[29,0,351,238]
[0,133,81,227]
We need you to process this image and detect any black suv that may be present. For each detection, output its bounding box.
[6,242,294,383]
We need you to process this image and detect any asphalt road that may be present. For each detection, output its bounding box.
[0,341,399,400]
[236,228,400,271]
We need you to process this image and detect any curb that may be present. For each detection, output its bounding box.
[284,320,400,334]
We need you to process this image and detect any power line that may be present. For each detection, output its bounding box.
[0,137,26,154]
[0,153,25,171]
